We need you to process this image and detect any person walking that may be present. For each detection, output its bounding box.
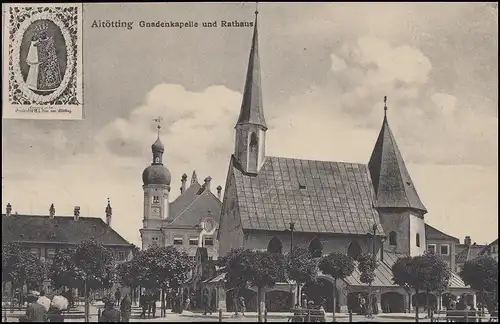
[99,298,120,322]
[184,295,191,311]
[114,288,121,307]
[120,294,132,322]
[151,291,157,318]
[20,293,46,322]
[203,292,212,315]
[139,292,147,319]
[239,297,246,316]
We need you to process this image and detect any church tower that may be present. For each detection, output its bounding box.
[234,9,268,175]
[140,123,171,250]
[368,97,427,257]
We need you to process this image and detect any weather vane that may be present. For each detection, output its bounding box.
[153,116,163,136]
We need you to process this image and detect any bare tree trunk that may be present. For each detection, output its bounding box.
[161,288,165,317]
[257,287,262,322]
[426,291,430,318]
[332,278,337,321]
[415,290,419,323]
[84,279,89,322]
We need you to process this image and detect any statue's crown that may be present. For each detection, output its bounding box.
[34,22,49,32]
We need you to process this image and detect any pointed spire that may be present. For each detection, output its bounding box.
[235,6,267,130]
[191,170,199,184]
[368,97,427,214]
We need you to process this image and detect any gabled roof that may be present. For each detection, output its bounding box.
[456,244,488,263]
[232,155,382,235]
[425,223,459,243]
[167,182,222,228]
[235,13,267,130]
[368,116,427,213]
[2,214,132,246]
[480,238,498,255]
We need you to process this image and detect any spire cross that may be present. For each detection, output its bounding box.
[153,116,163,137]
[255,1,259,15]
[383,96,388,117]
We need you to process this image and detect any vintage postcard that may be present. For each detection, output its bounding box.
[2,3,83,120]
[1,3,497,322]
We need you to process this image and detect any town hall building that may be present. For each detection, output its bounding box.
[139,127,222,261]
[214,10,473,314]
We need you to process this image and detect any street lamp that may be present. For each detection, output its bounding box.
[365,224,379,319]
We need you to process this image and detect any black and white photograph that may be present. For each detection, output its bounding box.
[1,2,498,323]
[2,3,83,120]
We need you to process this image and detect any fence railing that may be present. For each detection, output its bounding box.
[431,309,499,322]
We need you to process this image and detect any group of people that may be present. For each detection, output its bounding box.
[20,291,66,322]
[139,290,157,318]
[98,290,132,322]
[291,295,326,323]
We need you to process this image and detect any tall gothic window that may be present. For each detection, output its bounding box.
[416,233,421,247]
[389,231,397,246]
[347,241,362,261]
[309,237,323,258]
[267,237,283,254]
[249,132,258,150]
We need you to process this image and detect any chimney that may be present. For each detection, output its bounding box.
[6,203,12,216]
[204,176,212,192]
[465,236,471,247]
[216,185,222,200]
[105,198,112,226]
[49,204,55,219]
[180,173,188,194]
[74,206,80,221]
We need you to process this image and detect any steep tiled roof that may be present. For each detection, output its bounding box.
[480,238,498,255]
[368,116,427,213]
[167,183,222,228]
[456,244,487,263]
[2,214,132,246]
[232,155,382,235]
[343,251,469,289]
[425,224,459,243]
[235,13,267,129]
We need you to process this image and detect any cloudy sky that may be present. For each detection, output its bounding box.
[2,2,498,247]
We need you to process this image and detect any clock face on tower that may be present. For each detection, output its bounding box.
[151,207,160,217]
[203,217,215,232]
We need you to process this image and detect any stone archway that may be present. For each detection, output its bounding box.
[302,278,339,312]
[381,292,405,313]
[412,292,437,312]
[266,290,293,312]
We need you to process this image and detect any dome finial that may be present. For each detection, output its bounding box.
[153,116,163,139]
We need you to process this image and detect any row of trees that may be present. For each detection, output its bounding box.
[2,240,194,321]
[221,245,497,323]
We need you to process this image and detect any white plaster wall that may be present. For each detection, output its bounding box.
[410,212,426,256]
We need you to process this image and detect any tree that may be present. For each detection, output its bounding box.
[460,256,498,316]
[391,253,451,321]
[73,239,116,322]
[248,251,287,322]
[287,246,318,306]
[358,253,378,318]
[318,252,355,321]
[2,243,45,307]
[223,249,286,322]
[222,248,251,315]
[50,247,80,290]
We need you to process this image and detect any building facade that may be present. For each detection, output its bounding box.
[425,223,459,271]
[480,238,498,261]
[2,201,134,299]
[215,11,473,313]
[455,236,488,273]
[140,127,222,260]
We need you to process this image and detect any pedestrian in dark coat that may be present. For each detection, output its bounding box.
[99,299,120,322]
[203,293,212,315]
[139,292,147,318]
[114,288,121,307]
[20,293,46,322]
[120,294,132,322]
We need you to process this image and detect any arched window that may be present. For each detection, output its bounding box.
[155,157,160,163]
[249,132,258,149]
[309,237,323,258]
[416,233,421,247]
[347,241,362,261]
[389,231,397,246]
[267,237,283,254]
